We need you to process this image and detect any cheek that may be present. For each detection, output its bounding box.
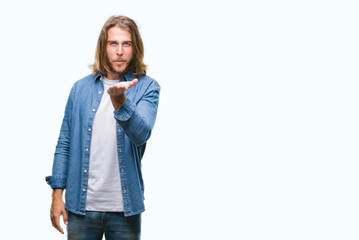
[126,49,134,58]
[106,47,114,57]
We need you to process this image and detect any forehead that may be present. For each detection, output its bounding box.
[107,26,132,41]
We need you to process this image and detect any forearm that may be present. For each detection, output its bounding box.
[117,112,152,145]
[47,88,73,188]
[110,94,127,111]
[115,96,159,145]
[111,78,160,145]
[48,153,69,188]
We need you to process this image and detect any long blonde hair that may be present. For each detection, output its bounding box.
[91,16,147,77]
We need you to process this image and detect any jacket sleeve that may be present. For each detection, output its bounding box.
[114,80,160,146]
[45,85,75,188]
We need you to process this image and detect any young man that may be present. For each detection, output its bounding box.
[46,16,160,240]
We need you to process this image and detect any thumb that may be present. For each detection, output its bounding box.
[63,209,68,225]
[131,78,138,86]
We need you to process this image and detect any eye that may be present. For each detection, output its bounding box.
[108,41,118,46]
[123,41,132,47]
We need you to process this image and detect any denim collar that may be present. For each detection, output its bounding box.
[94,71,135,82]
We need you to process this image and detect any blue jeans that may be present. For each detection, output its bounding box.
[67,211,141,240]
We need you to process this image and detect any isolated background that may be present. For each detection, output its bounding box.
[0,0,358,239]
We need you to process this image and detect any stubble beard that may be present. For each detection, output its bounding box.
[107,59,127,77]
[106,56,134,78]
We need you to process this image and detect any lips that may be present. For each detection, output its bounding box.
[114,60,126,64]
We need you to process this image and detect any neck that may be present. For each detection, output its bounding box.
[106,71,124,80]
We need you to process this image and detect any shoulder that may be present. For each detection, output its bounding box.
[69,73,97,93]
[73,73,97,87]
[65,74,98,100]
[137,74,160,91]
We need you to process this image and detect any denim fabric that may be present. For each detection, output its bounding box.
[67,211,141,240]
[45,71,160,216]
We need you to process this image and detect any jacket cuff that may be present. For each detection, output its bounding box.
[114,98,135,121]
[45,175,67,189]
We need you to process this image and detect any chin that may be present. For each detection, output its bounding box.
[114,65,127,73]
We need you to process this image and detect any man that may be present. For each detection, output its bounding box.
[46,15,160,240]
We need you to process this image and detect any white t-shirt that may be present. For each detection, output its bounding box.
[85,77,124,212]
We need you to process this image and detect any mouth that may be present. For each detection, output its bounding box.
[114,60,126,64]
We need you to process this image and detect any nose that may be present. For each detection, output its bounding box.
[116,45,123,56]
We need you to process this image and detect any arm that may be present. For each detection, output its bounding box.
[108,78,160,146]
[46,86,75,188]
[46,86,75,233]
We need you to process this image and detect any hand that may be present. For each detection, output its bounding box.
[107,78,138,97]
[107,78,138,110]
[50,193,68,234]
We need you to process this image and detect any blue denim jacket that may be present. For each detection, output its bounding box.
[45,71,160,216]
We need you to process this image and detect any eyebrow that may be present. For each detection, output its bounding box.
[107,40,132,43]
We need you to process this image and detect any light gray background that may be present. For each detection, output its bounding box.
[0,0,358,239]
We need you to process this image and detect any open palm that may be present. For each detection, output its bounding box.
[107,78,138,96]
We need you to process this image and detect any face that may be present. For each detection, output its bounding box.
[106,27,133,80]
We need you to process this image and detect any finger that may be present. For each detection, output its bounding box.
[114,86,126,94]
[54,214,64,234]
[130,78,138,86]
[51,215,55,227]
[116,85,126,90]
[63,210,68,225]
[108,86,121,94]
[112,85,124,92]
[107,86,113,94]
[50,213,56,227]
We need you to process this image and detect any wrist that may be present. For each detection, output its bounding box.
[110,94,126,110]
[52,188,64,200]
